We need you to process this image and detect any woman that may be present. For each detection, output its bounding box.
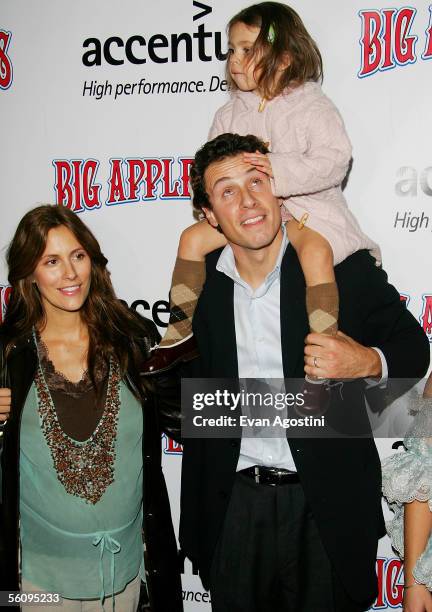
[382,374,432,612]
[0,205,183,611]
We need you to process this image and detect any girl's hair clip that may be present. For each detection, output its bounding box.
[267,24,276,44]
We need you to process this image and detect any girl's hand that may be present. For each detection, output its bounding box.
[0,388,11,422]
[403,584,432,612]
[243,151,274,178]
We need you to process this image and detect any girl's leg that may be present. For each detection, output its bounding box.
[286,221,339,339]
[158,257,206,348]
[159,221,226,350]
[286,221,338,410]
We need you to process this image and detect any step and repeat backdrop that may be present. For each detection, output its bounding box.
[1,1,431,609]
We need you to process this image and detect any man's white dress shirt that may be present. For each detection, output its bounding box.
[216,227,387,472]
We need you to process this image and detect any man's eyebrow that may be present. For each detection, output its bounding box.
[212,167,257,189]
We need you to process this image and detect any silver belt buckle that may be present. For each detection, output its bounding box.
[254,466,260,484]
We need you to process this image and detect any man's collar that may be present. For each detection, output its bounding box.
[216,224,288,289]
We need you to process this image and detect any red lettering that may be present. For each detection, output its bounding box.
[0,285,12,324]
[143,159,163,200]
[359,8,417,77]
[382,10,397,69]
[126,159,145,201]
[374,558,386,608]
[180,158,193,197]
[161,159,180,198]
[53,161,80,211]
[394,8,417,65]
[163,435,183,454]
[82,160,101,209]
[72,161,83,212]
[420,295,432,339]
[107,159,127,204]
[53,159,101,212]
[385,558,403,606]
[0,30,13,90]
[359,11,382,77]
[422,6,432,59]
[55,156,193,208]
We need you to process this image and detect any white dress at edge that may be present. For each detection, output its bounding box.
[382,400,432,589]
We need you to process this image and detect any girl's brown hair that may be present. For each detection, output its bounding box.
[227,2,323,100]
[2,205,150,386]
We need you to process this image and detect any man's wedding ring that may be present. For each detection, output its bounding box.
[313,356,318,368]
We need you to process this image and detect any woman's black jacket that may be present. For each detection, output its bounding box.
[0,318,183,611]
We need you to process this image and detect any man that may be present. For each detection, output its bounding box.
[179,133,430,611]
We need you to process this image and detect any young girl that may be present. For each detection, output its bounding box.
[382,374,432,611]
[145,1,380,378]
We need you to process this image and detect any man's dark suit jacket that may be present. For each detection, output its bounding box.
[179,246,430,608]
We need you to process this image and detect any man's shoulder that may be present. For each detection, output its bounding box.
[336,249,383,275]
[195,249,232,320]
[205,248,225,277]
[333,251,403,321]
[279,247,396,306]
[335,250,390,291]
[204,246,392,297]
[280,246,386,283]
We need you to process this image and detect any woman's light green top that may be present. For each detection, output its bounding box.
[20,380,144,601]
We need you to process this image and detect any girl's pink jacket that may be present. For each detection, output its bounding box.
[209,82,380,266]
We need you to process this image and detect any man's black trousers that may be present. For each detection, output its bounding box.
[209,472,368,612]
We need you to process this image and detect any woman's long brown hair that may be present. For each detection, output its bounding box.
[2,205,151,386]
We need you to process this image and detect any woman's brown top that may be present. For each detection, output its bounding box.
[36,336,108,442]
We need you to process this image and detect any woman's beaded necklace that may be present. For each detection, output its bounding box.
[33,333,121,505]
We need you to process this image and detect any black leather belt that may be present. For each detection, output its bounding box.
[240,465,300,486]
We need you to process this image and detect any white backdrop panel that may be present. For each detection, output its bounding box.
[1,1,431,609]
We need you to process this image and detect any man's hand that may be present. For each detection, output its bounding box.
[304,331,382,379]
[0,388,11,422]
[242,151,274,178]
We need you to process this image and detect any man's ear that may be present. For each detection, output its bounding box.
[202,206,218,228]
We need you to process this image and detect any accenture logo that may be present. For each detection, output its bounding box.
[82,1,227,67]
